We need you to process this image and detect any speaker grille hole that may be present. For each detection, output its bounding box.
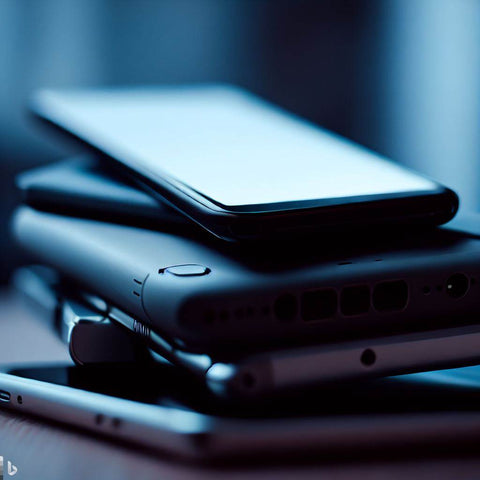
[234,308,245,320]
[301,289,337,321]
[341,285,370,316]
[446,273,469,298]
[373,280,409,312]
[361,349,376,366]
[274,294,297,322]
[203,310,215,324]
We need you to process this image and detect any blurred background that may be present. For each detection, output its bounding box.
[1,0,479,284]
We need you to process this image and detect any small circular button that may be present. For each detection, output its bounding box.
[163,264,210,277]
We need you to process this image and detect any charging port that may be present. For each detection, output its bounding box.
[373,280,409,312]
[0,390,11,402]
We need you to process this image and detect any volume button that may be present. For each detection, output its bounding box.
[0,390,11,402]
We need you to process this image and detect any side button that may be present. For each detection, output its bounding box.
[0,390,11,402]
[161,264,211,277]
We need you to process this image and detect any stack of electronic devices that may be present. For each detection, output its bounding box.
[4,85,480,459]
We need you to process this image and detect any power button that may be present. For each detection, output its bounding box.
[162,264,210,277]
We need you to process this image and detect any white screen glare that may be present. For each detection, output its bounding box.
[35,86,438,209]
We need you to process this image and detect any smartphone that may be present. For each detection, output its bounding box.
[1,362,480,460]
[30,85,459,241]
[13,265,480,398]
[16,156,193,233]
[13,207,480,354]
[15,154,474,242]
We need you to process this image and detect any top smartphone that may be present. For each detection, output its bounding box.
[30,85,459,241]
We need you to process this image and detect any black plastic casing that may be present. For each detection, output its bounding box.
[13,207,480,354]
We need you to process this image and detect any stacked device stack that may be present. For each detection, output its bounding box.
[5,85,480,457]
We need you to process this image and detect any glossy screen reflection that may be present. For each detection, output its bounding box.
[34,86,438,209]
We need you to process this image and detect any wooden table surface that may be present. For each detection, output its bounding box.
[1,290,480,480]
